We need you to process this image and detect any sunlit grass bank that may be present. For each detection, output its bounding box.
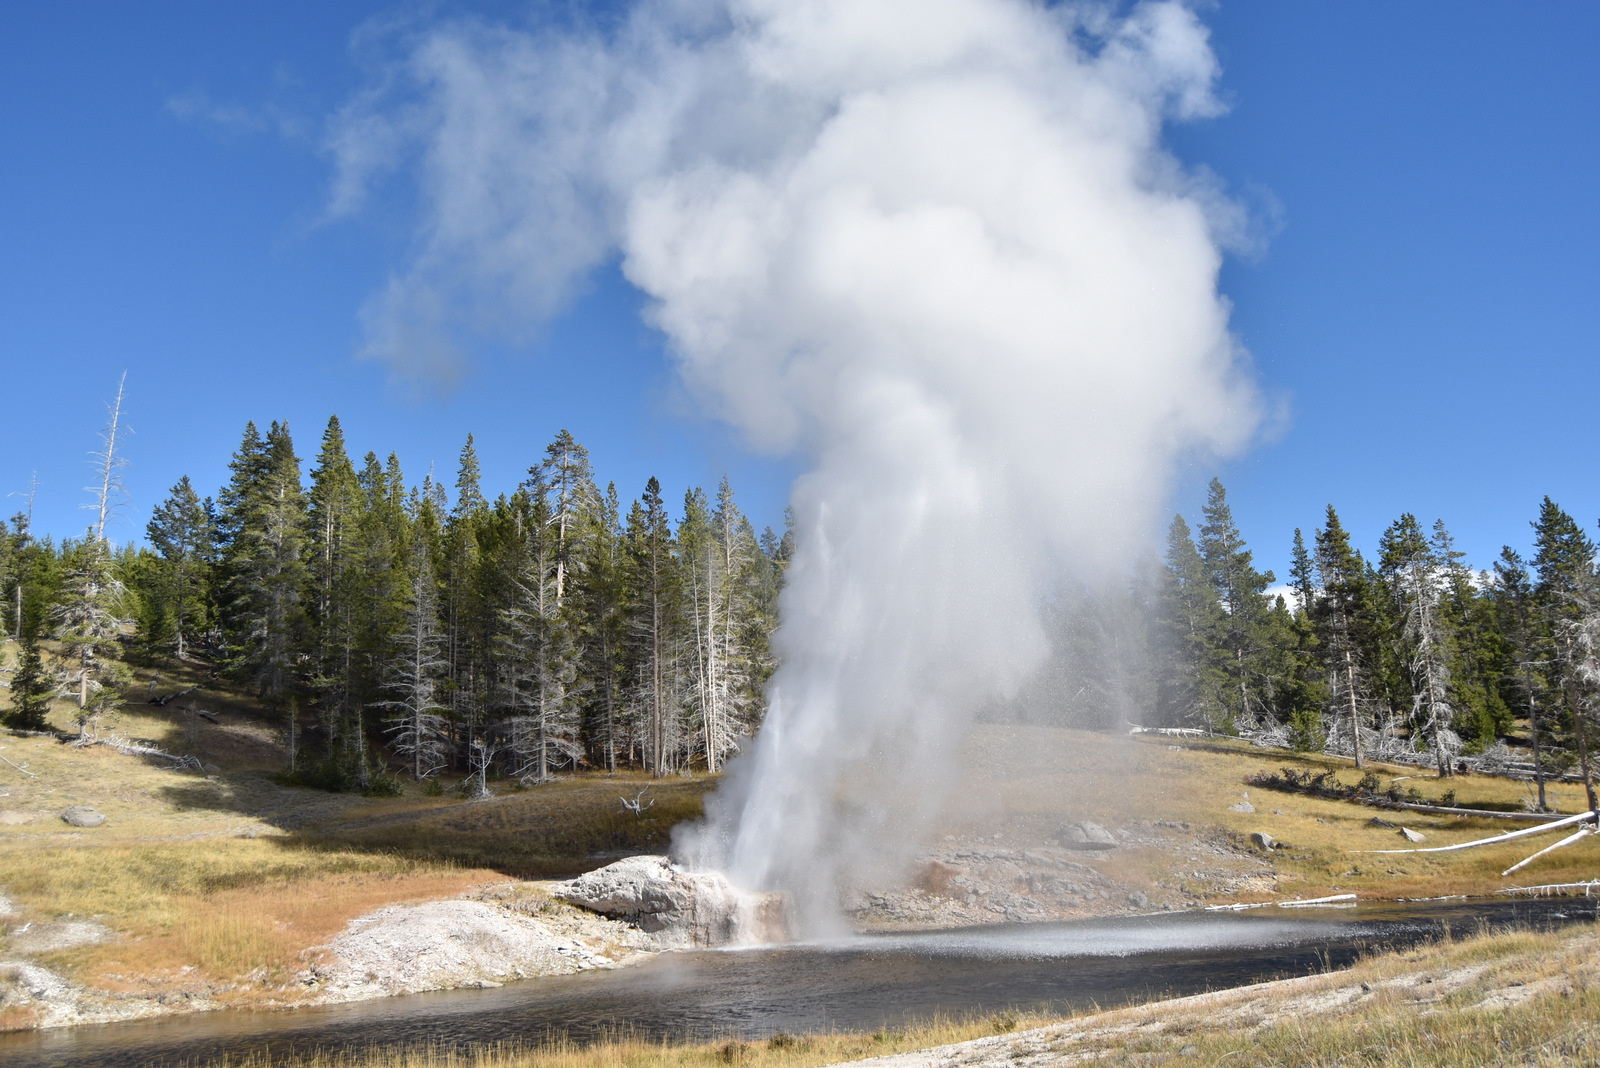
[192,923,1600,1068]
[950,727,1599,902]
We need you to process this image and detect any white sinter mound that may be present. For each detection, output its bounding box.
[556,855,788,948]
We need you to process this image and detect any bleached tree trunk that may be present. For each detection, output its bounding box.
[375,554,449,780]
[1343,646,1363,769]
[1561,609,1600,811]
[1398,552,1455,777]
[93,373,129,542]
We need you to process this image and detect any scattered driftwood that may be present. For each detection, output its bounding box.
[1354,809,1599,876]
[148,686,197,707]
[1498,879,1600,897]
[1376,800,1564,822]
[95,734,204,773]
[1502,826,1594,876]
[1248,767,1565,822]
[1354,809,1597,856]
[190,708,220,724]
[1206,893,1357,912]
[0,747,37,778]
[621,788,654,818]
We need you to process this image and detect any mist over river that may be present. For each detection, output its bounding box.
[6,899,1592,1068]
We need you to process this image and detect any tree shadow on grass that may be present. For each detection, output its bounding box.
[156,770,714,879]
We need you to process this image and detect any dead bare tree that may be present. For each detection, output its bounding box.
[468,736,498,799]
[89,373,130,541]
[621,787,654,818]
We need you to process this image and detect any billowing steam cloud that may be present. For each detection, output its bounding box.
[334,0,1261,929]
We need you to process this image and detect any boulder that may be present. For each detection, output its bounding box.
[1249,831,1274,852]
[59,806,106,828]
[1059,821,1119,851]
[1400,827,1426,843]
[554,855,787,948]
[1230,801,1255,814]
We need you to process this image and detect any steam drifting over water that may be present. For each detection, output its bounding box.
[336,0,1262,929]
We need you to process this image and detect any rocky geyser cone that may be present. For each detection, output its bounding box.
[554,855,787,948]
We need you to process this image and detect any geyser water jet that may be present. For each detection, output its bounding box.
[336,0,1262,933]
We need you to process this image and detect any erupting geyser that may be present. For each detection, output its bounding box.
[339,0,1262,934]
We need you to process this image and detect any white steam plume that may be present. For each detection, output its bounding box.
[334,0,1261,929]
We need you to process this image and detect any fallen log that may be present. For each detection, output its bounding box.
[1502,826,1593,876]
[1350,812,1600,856]
[1498,879,1600,897]
[1362,798,1573,822]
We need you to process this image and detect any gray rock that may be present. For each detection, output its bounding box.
[554,855,786,948]
[1059,821,1119,851]
[1126,890,1149,908]
[1401,827,1426,843]
[60,806,106,828]
[1249,831,1274,852]
[1229,801,1255,814]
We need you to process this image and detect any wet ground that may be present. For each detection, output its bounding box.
[5,897,1592,1068]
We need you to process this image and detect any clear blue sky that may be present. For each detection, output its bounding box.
[1,2,1596,579]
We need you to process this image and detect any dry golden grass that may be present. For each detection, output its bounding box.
[947,726,1599,901]
[307,772,717,877]
[0,837,501,988]
[191,1011,1058,1068]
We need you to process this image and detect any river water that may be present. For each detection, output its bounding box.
[4,898,1592,1067]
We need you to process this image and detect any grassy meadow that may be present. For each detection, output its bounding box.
[3,642,1599,1041]
[0,648,715,997]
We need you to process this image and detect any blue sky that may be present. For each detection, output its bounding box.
[1,2,1596,579]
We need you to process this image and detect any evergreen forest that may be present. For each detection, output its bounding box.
[2,418,1598,812]
[1024,479,1600,813]
[0,417,788,793]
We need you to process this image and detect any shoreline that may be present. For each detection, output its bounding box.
[6,882,1597,1037]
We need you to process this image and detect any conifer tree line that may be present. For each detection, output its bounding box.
[1027,479,1600,809]
[0,417,790,790]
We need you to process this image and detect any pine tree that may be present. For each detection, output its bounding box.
[1432,520,1509,752]
[1531,497,1599,809]
[498,481,581,782]
[3,608,54,731]
[574,482,629,771]
[1379,514,1456,774]
[1313,506,1373,768]
[1156,514,1226,729]
[216,422,310,704]
[539,430,595,606]
[1197,479,1276,731]
[374,538,449,780]
[442,434,488,728]
[1289,529,1317,615]
[145,476,215,660]
[711,477,767,759]
[627,478,678,775]
[306,417,365,716]
[53,536,130,740]
[1494,546,1552,809]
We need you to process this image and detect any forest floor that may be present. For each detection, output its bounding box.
[2,650,1597,1034]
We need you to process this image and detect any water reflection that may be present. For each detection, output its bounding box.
[5,899,1591,1068]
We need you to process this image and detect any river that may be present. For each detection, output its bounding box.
[3,898,1592,1068]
